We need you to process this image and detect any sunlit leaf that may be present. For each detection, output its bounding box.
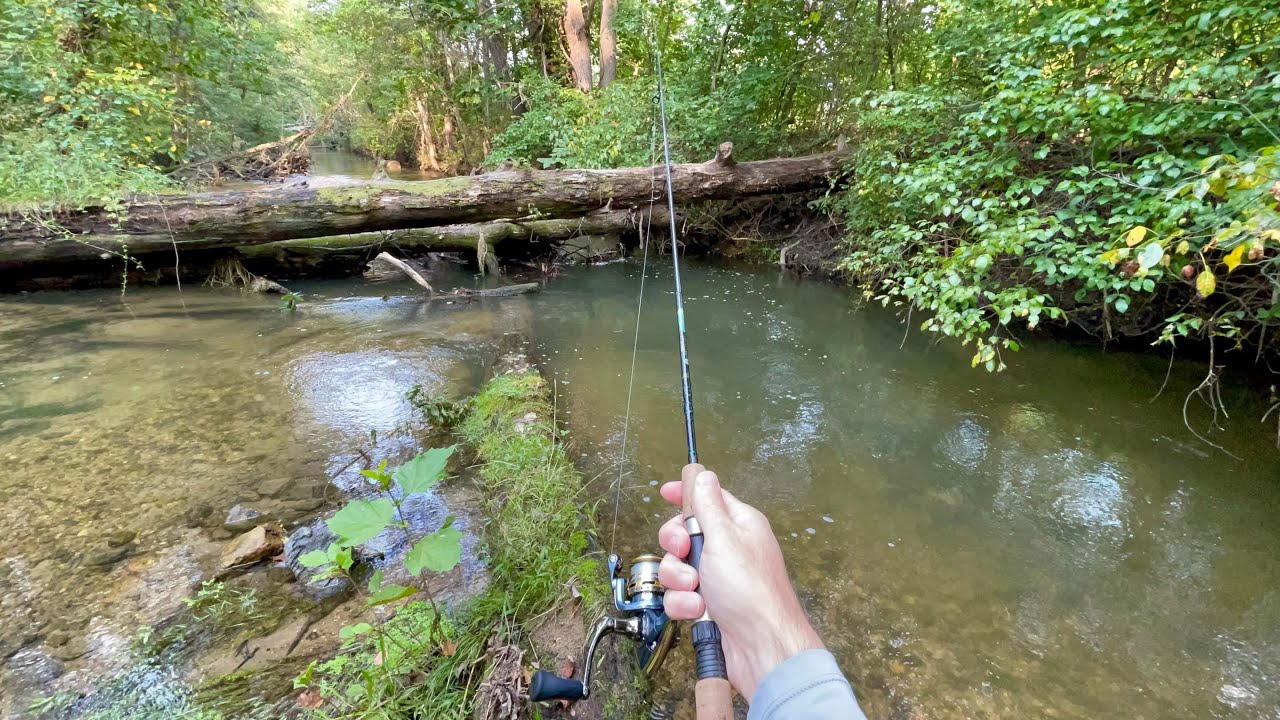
[1196,270,1216,298]
[1175,240,1190,255]
[326,498,395,545]
[1223,243,1247,272]
[404,525,463,575]
[395,446,456,496]
[298,549,331,568]
[366,583,416,607]
[338,623,374,640]
[1125,226,1149,247]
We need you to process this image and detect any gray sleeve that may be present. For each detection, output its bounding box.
[747,649,868,720]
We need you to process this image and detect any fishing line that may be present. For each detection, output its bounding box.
[607,53,661,560]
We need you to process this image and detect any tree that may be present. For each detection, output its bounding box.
[563,0,593,92]
[598,0,617,88]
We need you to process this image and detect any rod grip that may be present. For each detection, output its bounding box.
[694,677,734,720]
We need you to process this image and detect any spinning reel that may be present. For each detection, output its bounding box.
[529,553,677,702]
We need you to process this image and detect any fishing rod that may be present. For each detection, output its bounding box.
[654,45,733,720]
[529,37,731,720]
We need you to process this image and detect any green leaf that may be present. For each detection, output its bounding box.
[338,623,374,640]
[395,446,456,496]
[367,568,383,593]
[298,549,331,568]
[1137,242,1163,271]
[404,525,463,575]
[334,546,354,571]
[1114,296,1129,313]
[327,498,396,545]
[366,583,416,607]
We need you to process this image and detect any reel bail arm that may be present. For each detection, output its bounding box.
[528,554,673,703]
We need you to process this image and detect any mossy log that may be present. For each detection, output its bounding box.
[0,148,840,270]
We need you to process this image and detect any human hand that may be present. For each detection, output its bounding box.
[657,465,824,700]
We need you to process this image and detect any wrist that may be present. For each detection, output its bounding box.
[738,605,824,699]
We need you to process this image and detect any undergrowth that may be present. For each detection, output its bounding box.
[298,368,624,718]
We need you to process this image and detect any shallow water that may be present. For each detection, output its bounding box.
[523,263,1280,719]
[1,261,1278,719]
[0,274,516,714]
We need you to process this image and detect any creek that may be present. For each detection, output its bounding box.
[0,258,1277,718]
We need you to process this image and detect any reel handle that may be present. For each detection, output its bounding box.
[528,671,586,702]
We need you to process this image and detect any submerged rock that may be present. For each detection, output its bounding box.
[82,543,132,569]
[218,523,285,571]
[106,531,136,548]
[223,504,264,533]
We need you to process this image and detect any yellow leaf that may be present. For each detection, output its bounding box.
[144,135,152,142]
[1223,243,1246,272]
[127,106,141,115]
[42,95,54,103]
[1099,249,1121,265]
[1196,270,1216,298]
[1125,226,1149,247]
[1261,229,1280,242]
[169,144,177,153]
[1175,240,1190,255]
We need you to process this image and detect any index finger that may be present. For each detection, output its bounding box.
[660,481,683,506]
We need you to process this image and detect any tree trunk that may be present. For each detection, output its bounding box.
[0,150,842,275]
[598,0,617,89]
[413,96,442,172]
[563,0,593,92]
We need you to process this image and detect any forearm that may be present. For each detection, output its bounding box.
[747,649,867,720]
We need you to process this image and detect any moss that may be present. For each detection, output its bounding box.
[312,175,476,206]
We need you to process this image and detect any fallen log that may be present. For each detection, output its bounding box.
[436,283,540,299]
[239,209,660,267]
[0,146,840,270]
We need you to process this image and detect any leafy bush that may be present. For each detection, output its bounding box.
[824,0,1280,368]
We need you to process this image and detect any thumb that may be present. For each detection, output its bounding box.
[689,469,732,534]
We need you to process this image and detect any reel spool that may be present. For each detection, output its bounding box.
[529,553,677,702]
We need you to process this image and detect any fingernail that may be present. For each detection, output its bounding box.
[695,471,716,489]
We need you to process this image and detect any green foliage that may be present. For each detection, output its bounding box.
[0,0,304,208]
[823,0,1280,366]
[301,445,460,590]
[406,384,469,429]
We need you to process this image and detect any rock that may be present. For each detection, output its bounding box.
[385,160,402,172]
[183,502,213,528]
[284,521,346,600]
[265,565,296,584]
[4,648,63,686]
[106,530,136,548]
[219,523,286,570]
[250,276,290,294]
[49,636,88,661]
[82,543,131,569]
[224,504,264,533]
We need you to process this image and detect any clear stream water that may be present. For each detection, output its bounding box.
[1,260,1277,716]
